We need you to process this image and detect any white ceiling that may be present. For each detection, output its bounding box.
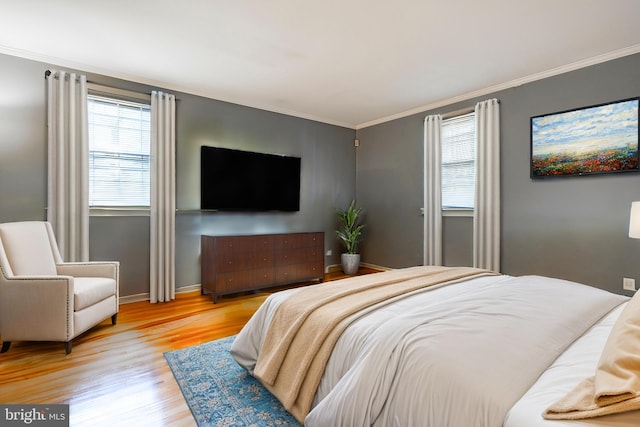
[1,1,640,129]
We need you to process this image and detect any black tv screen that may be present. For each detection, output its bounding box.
[200,146,301,212]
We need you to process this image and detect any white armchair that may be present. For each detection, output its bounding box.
[0,221,119,354]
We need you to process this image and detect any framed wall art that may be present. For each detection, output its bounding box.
[530,97,639,178]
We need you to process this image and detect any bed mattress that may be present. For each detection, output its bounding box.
[231,268,635,426]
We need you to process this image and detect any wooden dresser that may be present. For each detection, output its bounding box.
[201,232,324,303]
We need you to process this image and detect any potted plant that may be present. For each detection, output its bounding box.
[336,200,365,275]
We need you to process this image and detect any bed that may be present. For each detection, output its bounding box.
[230,265,640,426]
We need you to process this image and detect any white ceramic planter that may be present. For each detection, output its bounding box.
[341,253,361,275]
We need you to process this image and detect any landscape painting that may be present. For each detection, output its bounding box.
[531,98,639,178]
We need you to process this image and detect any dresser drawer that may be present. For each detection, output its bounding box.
[275,261,323,283]
[215,251,273,272]
[215,268,274,293]
[274,232,323,250]
[215,235,274,253]
[275,246,322,265]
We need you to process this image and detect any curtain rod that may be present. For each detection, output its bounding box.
[88,83,151,102]
[440,99,501,120]
[44,70,178,102]
[45,70,151,102]
[442,106,475,120]
[44,69,84,79]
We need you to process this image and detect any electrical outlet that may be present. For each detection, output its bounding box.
[326,249,332,256]
[623,277,636,291]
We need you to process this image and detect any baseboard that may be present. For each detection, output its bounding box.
[119,293,150,304]
[176,284,202,294]
[326,262,391,273]
[119,284,202,305]
[361,262,392,271]
[325,263,342,273]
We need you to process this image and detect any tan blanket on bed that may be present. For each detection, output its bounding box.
[253,265,494,422]
[544,289,640,420]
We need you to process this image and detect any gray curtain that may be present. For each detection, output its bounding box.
[46,70,89,262]
[423,114,443,266]
[474,98,501,271]
[150,90,176,303]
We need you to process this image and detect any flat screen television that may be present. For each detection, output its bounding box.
[530,97,639,178]
[200,146,301,212]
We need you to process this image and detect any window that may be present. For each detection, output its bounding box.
[87,95,151,207]
[441,112,476,210]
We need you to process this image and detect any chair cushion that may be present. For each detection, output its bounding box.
[0,222,58,275]
[74,277,117,311]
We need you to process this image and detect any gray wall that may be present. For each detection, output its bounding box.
[356,53,640,295]
[174,95,356,288]
[0,55,47,222]
[0,53,356,297]
[4,49,640,298]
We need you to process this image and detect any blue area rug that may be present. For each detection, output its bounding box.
[164,335,301,427]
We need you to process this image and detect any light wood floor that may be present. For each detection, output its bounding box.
[0,267,379,427]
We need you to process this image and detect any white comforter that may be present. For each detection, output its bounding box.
[505,302,640,426]
[231,272,626,427]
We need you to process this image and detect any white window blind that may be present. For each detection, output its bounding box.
[88,95,151,207]
[441,112,476,209]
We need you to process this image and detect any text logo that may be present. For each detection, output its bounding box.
[0,405,69,426]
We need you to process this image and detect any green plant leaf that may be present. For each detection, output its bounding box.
[336,200,364,254]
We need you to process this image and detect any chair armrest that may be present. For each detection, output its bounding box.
[0,275,74,341]
[57,261,119,280]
